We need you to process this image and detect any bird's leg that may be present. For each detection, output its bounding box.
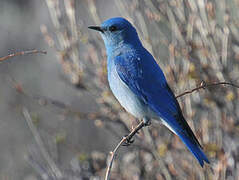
[143,117,151,127]
[122,135,135,146]
[122,120,146,146]
[131,125,140,134]
[131,118,140,134]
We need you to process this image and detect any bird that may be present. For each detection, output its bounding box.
[88,17,209,167]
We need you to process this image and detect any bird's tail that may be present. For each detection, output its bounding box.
[177,132,210,167]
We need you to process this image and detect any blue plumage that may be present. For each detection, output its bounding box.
[89,17,209,167]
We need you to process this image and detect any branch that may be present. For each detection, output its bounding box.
[105,121,145,180]
[176,81,239,98]
[0,49,47,62]
[105,81,239,180]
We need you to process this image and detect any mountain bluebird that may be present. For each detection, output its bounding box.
[89,17,209,167]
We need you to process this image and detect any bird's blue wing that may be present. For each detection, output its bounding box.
[114,51,209,166]
[114,51,181,123]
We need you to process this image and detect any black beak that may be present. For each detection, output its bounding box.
[88,26,104,33]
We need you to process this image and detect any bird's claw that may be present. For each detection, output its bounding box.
[122,135,134,146]
[143,120,151,127]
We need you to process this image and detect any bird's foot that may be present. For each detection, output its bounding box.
[143,120,151,127]
[122,135,134,146]
[143,117,151,127]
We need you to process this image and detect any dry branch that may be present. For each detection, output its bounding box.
[176,81,239,98]
[0,49,47,62]
[105,121,145,180]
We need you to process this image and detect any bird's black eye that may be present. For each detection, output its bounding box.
[109,25,117,32]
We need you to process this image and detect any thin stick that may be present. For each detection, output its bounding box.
[105,81,239,180]
[0,49,47,62]
[105,121,145,180]
[176,81,239,98]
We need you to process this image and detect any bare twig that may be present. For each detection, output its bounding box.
[176,81,239,98]
[105,121,145,180]
[105,80,239,180]
[0,49,47,62]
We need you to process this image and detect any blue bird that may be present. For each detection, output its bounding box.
[89,17,209,167]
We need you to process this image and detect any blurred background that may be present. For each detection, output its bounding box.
[0,0,239,179]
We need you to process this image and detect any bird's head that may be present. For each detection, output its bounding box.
[88,17,141,52]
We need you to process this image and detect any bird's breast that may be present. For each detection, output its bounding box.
[107,61,149,119]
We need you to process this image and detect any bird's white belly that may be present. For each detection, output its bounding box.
[108,64,149,119]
